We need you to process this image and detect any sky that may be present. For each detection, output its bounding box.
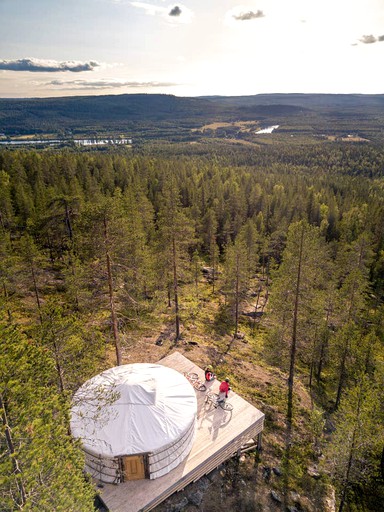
[0,0,383,98]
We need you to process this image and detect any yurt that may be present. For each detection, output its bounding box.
[70,363,197,484]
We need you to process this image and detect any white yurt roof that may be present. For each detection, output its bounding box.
[70,363,197,457]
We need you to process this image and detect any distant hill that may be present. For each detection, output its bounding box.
[1,93,384,142]
[0,94,227,134]
[202,93,384,108]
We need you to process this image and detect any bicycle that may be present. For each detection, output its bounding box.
[184,371,207,392]
[204,390,234,411]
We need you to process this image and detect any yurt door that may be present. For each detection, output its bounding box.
[123,455,146,480]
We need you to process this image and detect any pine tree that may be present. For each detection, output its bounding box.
[325,375,383,512]
[335,233,373,326]
[0,170,14,230]
[201,208,219,293]
[156,175,195,341]
[267,220,329,494]
[0,230,17,322]
[120,185,156,310]
[76,195,126,364]
[332,234,373,408]
[237,218,259,286]
[0,321,96,511]
[18,233,47,324]
[37,300,105,393]
[39,194,80,261]
[222,237,248,340]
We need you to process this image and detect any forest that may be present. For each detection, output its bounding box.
[0,142,383,512]
[1,93,384,143]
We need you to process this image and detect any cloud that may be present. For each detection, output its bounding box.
[44,78,176,90]
[0,58,100,72]
[225,6,265,26]
[359,34,377,44]
[169,6,181,17]
[357,34,384,45]
[233,10,264,21]
[131,2,193,23]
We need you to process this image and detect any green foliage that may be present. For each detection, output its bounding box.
[2,93,384,146]
[0,144,383,511]
[324,375,383,511]
[0,322,95,511]
[213,302,234,335]
[266,220,329,370]
[36,300,105,392]
[221,238,249,335]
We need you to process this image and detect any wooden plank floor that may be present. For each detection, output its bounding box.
[99,351,264,512]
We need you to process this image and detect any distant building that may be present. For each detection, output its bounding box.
[74,138,132,146]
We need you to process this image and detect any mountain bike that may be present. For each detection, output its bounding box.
[204,390,234,411]
[184,371,207,392]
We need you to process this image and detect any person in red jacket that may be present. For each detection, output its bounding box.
[204,365,215,382]
[218,378,231,402]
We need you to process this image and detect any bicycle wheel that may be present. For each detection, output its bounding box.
[185,371,198,382]
[205,391,219,408]
[219,401,233,411]
[195,381,207,392]
[205,391,218,406]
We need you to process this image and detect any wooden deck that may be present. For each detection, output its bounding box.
[99,351,264,512]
